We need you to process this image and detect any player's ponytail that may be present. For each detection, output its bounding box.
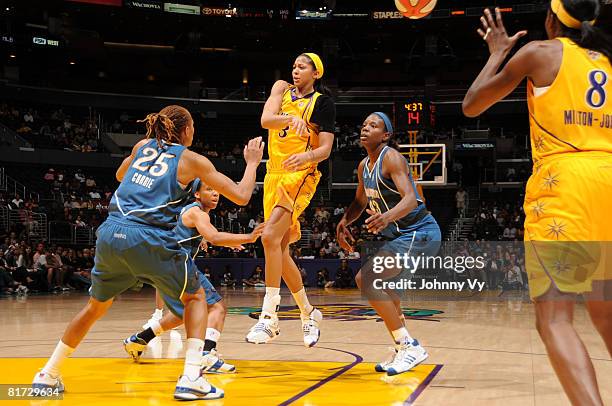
[554,0,612,61]
[578,20,612,61]
[138,105,192,148]
[314,80,334,98]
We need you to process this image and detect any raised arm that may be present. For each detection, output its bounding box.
[365,150,418,234]
[181,137,264,206]
[182,208,264,248]
[115,139,149,182]
[261,80,291,130]
[462,8,543,117]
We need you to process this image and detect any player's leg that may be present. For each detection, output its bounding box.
[358,269,426,376]
[198,273,234,374]
[174,286,227,400]
[585,284,612,356]
[146,288,165,358]
[202,299,235,374]
[534,288,603,406]
[32,296,115,391]
[281,238,323,347]
[246,206,291,344]
[123,302,183,362]
[34,222,136,391]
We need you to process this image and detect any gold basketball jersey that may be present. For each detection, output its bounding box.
[527,37,612,163]
[267,85,321,172]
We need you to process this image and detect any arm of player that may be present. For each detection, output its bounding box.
[261,80,292,130]
[336,160,368,252]
[365,150,418,234]
[282,132,334,171]
[183,208,265,248]
[182,137,264,206]
[462,8,534,117]
[115,139,149,182]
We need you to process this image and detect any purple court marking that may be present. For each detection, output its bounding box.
[404,364,443,405]
[278,347,363,406]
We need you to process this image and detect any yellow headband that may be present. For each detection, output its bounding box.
[551,0,595,29]
[304,53,324,79]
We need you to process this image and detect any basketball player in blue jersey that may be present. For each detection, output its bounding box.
[337,112,441,376]
[123,179,265,374]
[32,105,264,401]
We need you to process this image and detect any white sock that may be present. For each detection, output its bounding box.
[391,327,413,344]
[153,308,163,320]
[205,328,221,343]
[262,287,281,315]
[42,340,74,377]
[292,288,314,316]
[149,320,164,336]
[183,338,204,380]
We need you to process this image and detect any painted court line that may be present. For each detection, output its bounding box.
[404,364,443,405]
[278,347,363,406]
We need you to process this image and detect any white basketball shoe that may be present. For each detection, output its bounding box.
[245,312,280,344]
[301,308,323,347]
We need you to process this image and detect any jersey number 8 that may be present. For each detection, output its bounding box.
[586,70,608,109]
[132,147,175,177]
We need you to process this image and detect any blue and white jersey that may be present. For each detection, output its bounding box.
[362,145,428,239]
[174,201,204,258]
[108,139,196,230]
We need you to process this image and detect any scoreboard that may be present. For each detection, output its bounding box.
[394,100,435,131]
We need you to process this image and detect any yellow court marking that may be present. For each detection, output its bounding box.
[0,358,441,405]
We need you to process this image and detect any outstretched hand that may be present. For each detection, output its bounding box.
[336,218,355,253]
[478,8,527,56]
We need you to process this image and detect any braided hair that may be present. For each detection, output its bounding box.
[138,105,192,148]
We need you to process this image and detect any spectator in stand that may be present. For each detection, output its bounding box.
[43,168,59,182]
[318,247,334,259]
[75,216,87,228]
[11,194,23,209]
[64,249,90,290]
[500,256,524,294]
[333,204,345,220]
[316,267,330,288]
[44,246,69,291]
[85,176,96,189]
[311,226,322,250]
[33,243,45,264]
[79,248,94,275]
[201,266,213,284]
[247,215,261,232]
[23,110,34,124]
[220,265,237,287]
[455,187,467,217]
[333,259,354,288]
[0,250,27,294]
[243,265,265,287]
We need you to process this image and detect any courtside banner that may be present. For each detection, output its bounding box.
[124,0,162,10]
[371,10,404,19]
[66,0,122,5]
[163,2,199,15]
[201,6,238,17]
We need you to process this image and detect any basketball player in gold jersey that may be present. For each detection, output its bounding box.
[463,1,611,404]
[246,53,336,346]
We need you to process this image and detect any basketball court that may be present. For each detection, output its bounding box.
[1,289,610,405]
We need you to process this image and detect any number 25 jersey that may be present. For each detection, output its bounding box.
[108,139,196,229]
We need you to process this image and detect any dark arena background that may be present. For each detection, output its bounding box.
[0,0,611,405]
